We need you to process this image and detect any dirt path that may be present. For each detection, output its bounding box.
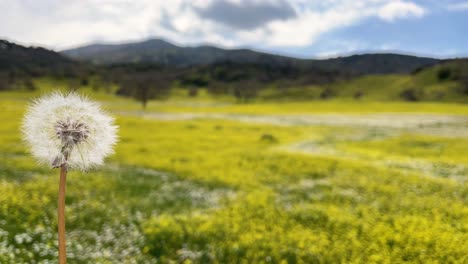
[119,111,468,137]
[279,140,467,182]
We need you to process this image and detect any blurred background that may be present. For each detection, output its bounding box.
[1,0,467,263]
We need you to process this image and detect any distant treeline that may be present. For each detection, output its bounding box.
[0,39,93,91]
[105,59,468,106]
[1,39,353,103]
[1,39,468,106]
[104,62,354,106]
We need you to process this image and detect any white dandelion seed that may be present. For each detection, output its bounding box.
[22,92,118,170]
[22,91,118,264]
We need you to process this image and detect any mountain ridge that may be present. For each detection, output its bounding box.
[62,38,440,74]
[0,39,76,72]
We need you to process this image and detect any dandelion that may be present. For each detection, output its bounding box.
[22,92,118,264]
[22,92,118,170]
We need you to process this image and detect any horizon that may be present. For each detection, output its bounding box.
[2,36,464,61]
[54,37,468,60]
[1,1,467,59]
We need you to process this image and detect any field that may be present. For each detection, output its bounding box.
[0,88,467,263]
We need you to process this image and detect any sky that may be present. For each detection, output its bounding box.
[0,0,467,58]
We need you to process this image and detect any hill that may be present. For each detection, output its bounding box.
[62,38,439,74]
[257,58,468,103]
[314,53,439,75]
[3,39,467,103]
[0,39,93,91]
[0,39,76,75]
[62,39,299,68]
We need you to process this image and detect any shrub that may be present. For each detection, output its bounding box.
[400,88,421,101]
[437,68,452,81]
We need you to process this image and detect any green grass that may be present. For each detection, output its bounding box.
[141,100,468,115]
[8,76,468,115]
[0,89,467,263]
[257,65,468,103]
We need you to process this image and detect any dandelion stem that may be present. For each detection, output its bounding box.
[58,164,67,264]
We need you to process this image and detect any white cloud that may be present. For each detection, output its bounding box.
[316,40,368,58]
[264,9,362,46]
[378,1,426,22]
[379,42,400,50]
[447,2,468,11]
[0,0,428,50]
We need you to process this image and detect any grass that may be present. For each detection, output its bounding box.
[6,76,467,115]
[257,64,468,103]
[0,88,467,263]
[143,100,468,115]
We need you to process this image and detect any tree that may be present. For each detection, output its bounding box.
[117,71,172,108]
[437,67,452,81]
[0,72,10,90]
[400,88,421,101]
[24,78,37,91]
[233,80,260,103]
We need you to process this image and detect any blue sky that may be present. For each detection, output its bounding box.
[278,1,468,58]
[0,0,467,58]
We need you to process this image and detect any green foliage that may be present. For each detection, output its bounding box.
[313,72,467,103]
[437,67,452,81]
[253,60,468,103]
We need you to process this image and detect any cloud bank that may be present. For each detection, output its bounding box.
[0,0,428,50]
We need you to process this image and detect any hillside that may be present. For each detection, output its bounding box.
[2,39,467,103]
[0,39,76,74]
[0,39,94,91]
[62,39,299,68]
[315,53,439,74]
[257,58,468,103]
[62,38,439,74]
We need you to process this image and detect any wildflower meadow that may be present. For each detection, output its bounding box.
[0,83,467,263]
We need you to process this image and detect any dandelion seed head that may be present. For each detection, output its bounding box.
[22,92,118,170]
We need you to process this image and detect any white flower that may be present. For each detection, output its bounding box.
[22,92,118,170]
